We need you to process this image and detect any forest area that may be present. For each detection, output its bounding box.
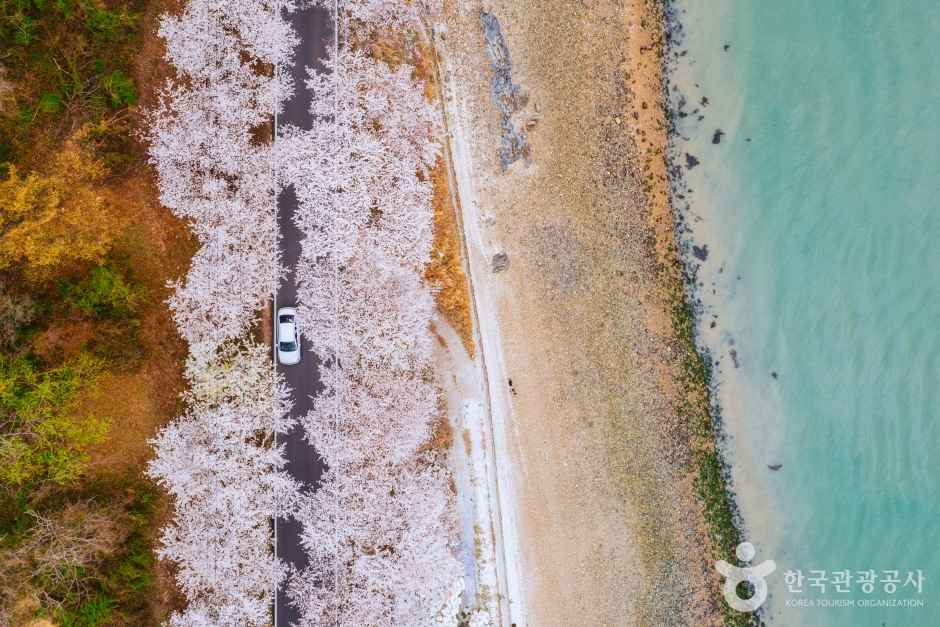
[0,0,190,623]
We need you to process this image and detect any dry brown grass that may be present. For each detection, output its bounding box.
[422,412,455,453]
[133,0,184,116]
[0,68,14,114]
[358,31,438,100]
[257,301,273,346]
[425,159,474,356]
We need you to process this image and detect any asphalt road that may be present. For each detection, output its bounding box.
[274,4,332,626]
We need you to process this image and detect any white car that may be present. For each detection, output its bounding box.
[276,307,301,365]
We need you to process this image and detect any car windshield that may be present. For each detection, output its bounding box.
[279,341,297,352]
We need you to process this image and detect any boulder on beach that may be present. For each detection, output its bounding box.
[492,251,510,273]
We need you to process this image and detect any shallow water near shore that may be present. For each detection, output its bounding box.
[669,2,940,625]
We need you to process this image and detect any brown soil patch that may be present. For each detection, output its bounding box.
[32,320,96,362]
[133,0,182,116]
[84,371,169,469]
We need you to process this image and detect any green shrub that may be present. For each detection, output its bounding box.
[0,489,31,546]
[58,593,115,627]
[57,265,146,366]
[38,91,63,113]
[61,266,142,318]
[0,353,109,489]
[87,319,143,367]
[82,119,135,173]
[11,14,35,45]
[83,2,135,43]
[101,70,136,108]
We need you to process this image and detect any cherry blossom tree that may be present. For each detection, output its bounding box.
[146,0,298,622]
[304,361,437,466]
[276,49,440,268]
[148,0,297,354]
[287,463,460,626]
[149,343,299,626]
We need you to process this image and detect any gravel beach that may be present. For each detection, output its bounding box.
[436,0,727,624]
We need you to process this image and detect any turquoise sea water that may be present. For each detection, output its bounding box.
[669,2,940,625]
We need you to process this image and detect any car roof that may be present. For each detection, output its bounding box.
[277,307,297,343]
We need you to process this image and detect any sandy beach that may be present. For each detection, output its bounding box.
[435,0,730,624]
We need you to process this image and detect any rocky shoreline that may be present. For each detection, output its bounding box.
[647,1,761,625]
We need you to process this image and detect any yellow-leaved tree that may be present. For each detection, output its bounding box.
[0,128,116,282]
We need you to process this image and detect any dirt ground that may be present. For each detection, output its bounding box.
[437,1,722,625]
[82,174,193,471]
